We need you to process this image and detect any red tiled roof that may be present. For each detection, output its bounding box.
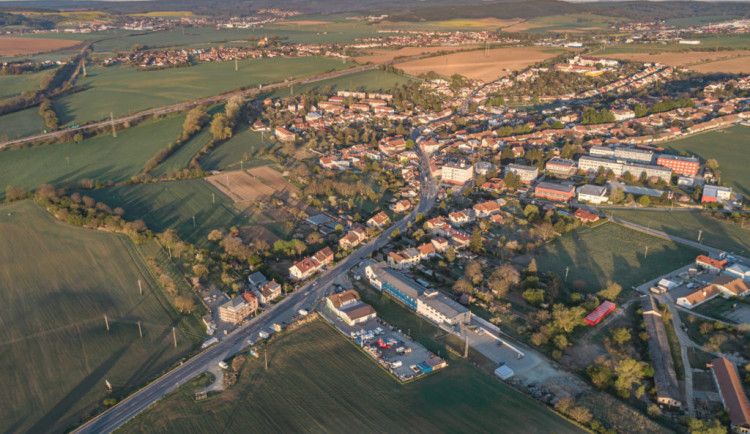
[709,357,750,428]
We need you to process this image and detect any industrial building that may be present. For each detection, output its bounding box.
[534,182,575,202]
[708,357,750,433]
[641,295,682,408]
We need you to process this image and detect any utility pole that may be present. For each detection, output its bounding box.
[138,279,143,295]
[644,245,649,259]
[463,326,469,359]
[565,266,570,282]
[265,351,268,370]
[110,112,117,138]
[66,156,70,167]
[82,61,87,77]
[138,321,143,339]
[172,327,177,348]
[212,193,215,204]
[168,246,171,258]
[235,58,238,71]
[698,230,703,243]
[192,215,196,227]
[104,314,109,331]
[240,160,243,171]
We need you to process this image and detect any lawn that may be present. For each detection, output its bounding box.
[54,57,347,125]
[121,320,583,434]
[0,200,201,433]
[84,179,250,247]
[610,209,750,256]
[0,69,51,99]
[663,126,750,198]
[0,105,47,140]
[0,114,183,196]
[535,221,701,292]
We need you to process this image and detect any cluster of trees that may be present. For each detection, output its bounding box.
[633,97,695,117]
[581,108,615,125]
[554,397,593,425]
[452,261,518,302]
[211,96,244,142]
[4,185,28,203]
[38,99,59,130]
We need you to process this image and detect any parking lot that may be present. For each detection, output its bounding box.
[323,309,443,381]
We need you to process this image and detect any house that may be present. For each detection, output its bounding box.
[702,185,732,203]
[431,237,449,253]
[248,271,268,288]
[274,127,295,142]
[392,199,412,213]
[242,292,259,312]
[367,211,390,229]
[576,184,608,204]
[725,264,750,282]
[696,255,728,272]
[534,182,575,202]
[339,227,367,250]
[387,248,421,270]
[442,161,474,185]
[218,296,254,325]
[641,295,682,407]
[574,208,600,223]
[259,280,282,304]
[417,243,436,259]
[473,200,501,218]
[326,289,361,311]
[676,284,721,309]
[450,231,471,249]
[448,211,472,226]
[312,246,334,268]
[506,164,539,184]
[708,357,750,433]
[676,276,748,308]
[326,290,376,326]
[289,257,317,280]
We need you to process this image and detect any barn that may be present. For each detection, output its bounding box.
[584,301,616,326]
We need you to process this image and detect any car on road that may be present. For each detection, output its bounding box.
[246,338,254,345]
[303,291,309,296]
[299,309,309,316]
[218,361,229,369]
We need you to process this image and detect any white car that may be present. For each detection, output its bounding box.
[246,338,254,345]
[298,309,309,316]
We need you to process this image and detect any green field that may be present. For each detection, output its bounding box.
[0,105,47,140]
[200,123,276,171]
[610,209,750,255]
[121,320,583,434]
[84,179,248,247]
[536,221,701,291]
[261,68,416,101]
[593,34,750,54]
[0,200,200,433]
[0,69,51,99]
[0,114,183,195]
[663,126,750,198]
[521,13,623,33]
[54,57,346,125]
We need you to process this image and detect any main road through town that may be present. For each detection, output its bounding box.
[71,73,497,434]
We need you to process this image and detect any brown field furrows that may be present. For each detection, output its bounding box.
[397,46,564,82]
[0,36,80,56]
[205,171,275,204]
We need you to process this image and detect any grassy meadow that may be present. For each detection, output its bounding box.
[610,209,750,255]
[0,114,184,196]
[663,126,750,198]
[84,179,249,247]
[54,57,346,125]
[200,123,277,171]
[260,68,416,101]
[535,222,701,291]
[121,320,583,434]
[0,105,47,140]
[0,69,51,99]
[0,200,200,433]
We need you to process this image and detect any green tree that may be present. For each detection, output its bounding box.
[469,227,483,253]
[638,195,651,207]
[587,364,613,388]
[452,278,473,295]
[612,327,632,347]
[464,261,483,285]
[210,114,233,141]
[614,358,645,397]
[445,246,456,263]
[552,303,585,334]
[597,281,622,301]
[522,288,545,306]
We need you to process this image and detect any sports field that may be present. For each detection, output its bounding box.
[0,106,47,140]
[121,320,583,434]
[397,47,565,82]
[0,200,200,433]
[84,179,248,247]
[0,114,184,196]
[663,125,750,198]
[536,221,700,292]
[610,209,750,255]
[54,57,346,125]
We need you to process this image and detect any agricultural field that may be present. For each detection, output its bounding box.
[0,200,199,433]
[122,320,583,434]
[609,209,750,256]
[593,34,750,55]
[205,170,276,204]
[53,57,346,125]
[396,47,565,82]
[84,179,249,247]
[0,106,47,140]
[606,50,750,73]
[501,13,622,33]
[381,18,520,31]
[663,126,750,198]
[150,126,211,178]
[535,222,701,291]
[0,114,184,196]
[356,45,478,65]
[200,123,277,171]
[0,36,80,56]
[0,68,52,99]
